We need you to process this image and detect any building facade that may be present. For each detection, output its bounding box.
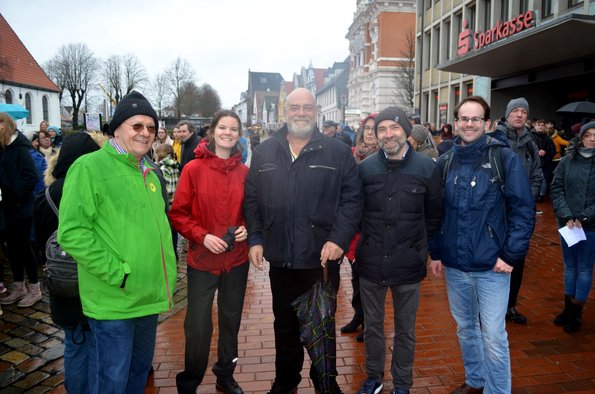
[346,0,417,122]
[416,0,595,128]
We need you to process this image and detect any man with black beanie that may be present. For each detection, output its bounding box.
[57,91,177,392]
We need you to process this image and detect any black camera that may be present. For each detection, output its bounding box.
[221,226,238,252]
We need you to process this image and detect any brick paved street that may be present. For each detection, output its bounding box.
[1,199,595,393]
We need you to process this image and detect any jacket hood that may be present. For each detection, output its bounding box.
[48,132,107,184]
[193,140,243,171]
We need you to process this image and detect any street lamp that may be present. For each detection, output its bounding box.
[340,94,347,124]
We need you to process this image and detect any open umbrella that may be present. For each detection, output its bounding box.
[291,268,341,394]
[0,103,29,120]
[557,101,595,116]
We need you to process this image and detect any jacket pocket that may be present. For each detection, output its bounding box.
[400,184,426,214]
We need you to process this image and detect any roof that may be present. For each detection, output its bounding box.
[248,71,284,93]
[312,68,327,91]
[0,13,61,92]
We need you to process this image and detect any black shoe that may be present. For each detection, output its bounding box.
[506,306,527,324]
[355,331,364,342]
[216,377,244,394]
[340,316,363,333]
[267,382,298,394]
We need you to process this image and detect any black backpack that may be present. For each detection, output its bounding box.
[44,187,80,298]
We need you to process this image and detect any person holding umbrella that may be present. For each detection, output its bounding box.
[244,88,363,394]
[355,107,443,394]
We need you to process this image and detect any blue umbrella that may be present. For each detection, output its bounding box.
[0,103,29,120]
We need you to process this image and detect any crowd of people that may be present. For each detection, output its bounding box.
[0,89,593,394]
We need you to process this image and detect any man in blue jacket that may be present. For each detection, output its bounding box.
[429,96,535,394]
[244,87,363,394]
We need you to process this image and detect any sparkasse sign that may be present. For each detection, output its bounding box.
[457,10,535,56]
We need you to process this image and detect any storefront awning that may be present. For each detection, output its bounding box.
[438,14,595,78]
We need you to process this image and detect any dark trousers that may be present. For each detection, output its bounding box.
[508,257,525,309]
[348,260,363,319]
[176,263,249,394]
[4,215,38,283]
[269,265,340,391]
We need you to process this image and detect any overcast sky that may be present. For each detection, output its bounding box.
[2,0,356,108]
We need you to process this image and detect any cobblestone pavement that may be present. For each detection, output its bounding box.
[0,255,188,394]
[3,199,595,393]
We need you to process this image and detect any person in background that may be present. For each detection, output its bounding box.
[152,126,173,161]
[170,110,249,394]
[437,124,455,156]
[342,113,378,342]
[156,143,180,261]
[429,96,534,394]
[323,120,352,146]
[0,113,41,308]
[48,125,63,147]
[550,122,595,333]
[39,120,49,134]
[34,132,107,394]
[408,124,438,160]
[548,120,569,160]
[530,119,556,201]
[57,91,177,392]
[37,130,57,160]
[244,88,363,394]
[179,121,201,172]
[172,126,182,163]
[493,97,542,324]
[356,107,442,394]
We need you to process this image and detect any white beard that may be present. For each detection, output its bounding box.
[288,119,314,139]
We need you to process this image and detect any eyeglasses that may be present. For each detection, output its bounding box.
[125,122,156,134]
[363,126,374,131]
[457,116,484,124]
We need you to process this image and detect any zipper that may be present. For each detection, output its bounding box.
[308,164,336,170]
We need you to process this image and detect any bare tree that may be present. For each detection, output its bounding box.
[43,58,65,102]
[45,43,98,128]
[179,81,201,117]
[103,54,147,104]
[196,83,222,117]
[165,57,196,118]
[392,29,416,113]
[150,72,170,119]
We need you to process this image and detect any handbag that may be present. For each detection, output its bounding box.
[44,187,80,298]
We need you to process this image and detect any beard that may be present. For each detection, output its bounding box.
[288,117,314,139]
[379,137,405,157]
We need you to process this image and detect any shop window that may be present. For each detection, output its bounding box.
[454,86,461,105]
[542,0,553,17]
[25,93,33,124]
[42,95,49,122]
[4,90,13,104]
[466,84,474,98]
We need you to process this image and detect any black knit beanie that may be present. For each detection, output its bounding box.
[108,91,159,135]
[374,106,412,137]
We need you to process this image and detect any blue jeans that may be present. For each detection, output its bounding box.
[63,323,97,394]
[88,314,158,394]
[561,229,595,302]
[445,267,511,394]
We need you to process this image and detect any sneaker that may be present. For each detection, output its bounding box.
[357,377,383,394]
[506,306,527,324]
[0,282,27,305]
[18,283,42,307]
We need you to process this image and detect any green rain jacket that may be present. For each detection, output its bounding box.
[58,143,176,320]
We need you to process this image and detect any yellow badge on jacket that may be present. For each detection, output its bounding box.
[149,182,157,192]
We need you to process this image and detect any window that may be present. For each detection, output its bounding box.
[42,95,49,121]
[542,0,553,17]
[432,27,441,66]
[568,0,583,7]
[484,0,492,28]
[4,90,13,104]
[467,3,477,30]
[25,93,32,124]
[444,18,452,60]
[423,31,431,70]
[519,0,529,12]
[500,0,509,19]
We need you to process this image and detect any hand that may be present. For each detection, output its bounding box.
[249,245,264,270]
[203,234,228,255]
[429,259,444,278]
[234,226,248,242]
[567,219,582,229]
[493,257,513,273]
[320,241,343,267]
[539,149,546,157]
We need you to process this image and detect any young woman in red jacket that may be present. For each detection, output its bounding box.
[169,110,249,394]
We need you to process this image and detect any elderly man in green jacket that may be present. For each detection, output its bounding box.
[58,91,177,393]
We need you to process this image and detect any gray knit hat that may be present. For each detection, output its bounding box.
[505,97,529,119]
[410,124,429,143]
[108,91,159,135]
[374,106,412,136]
[579,121,595,139]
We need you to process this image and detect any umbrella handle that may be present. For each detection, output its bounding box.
[323,266,328,283]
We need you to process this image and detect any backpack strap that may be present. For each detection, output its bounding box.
[44,187,59,217]
[488,145,505,193]
[441,150,454,188]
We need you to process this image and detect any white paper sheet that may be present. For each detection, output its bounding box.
[558,225,587,247]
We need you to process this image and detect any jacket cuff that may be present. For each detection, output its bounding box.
[248,232,262,248]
